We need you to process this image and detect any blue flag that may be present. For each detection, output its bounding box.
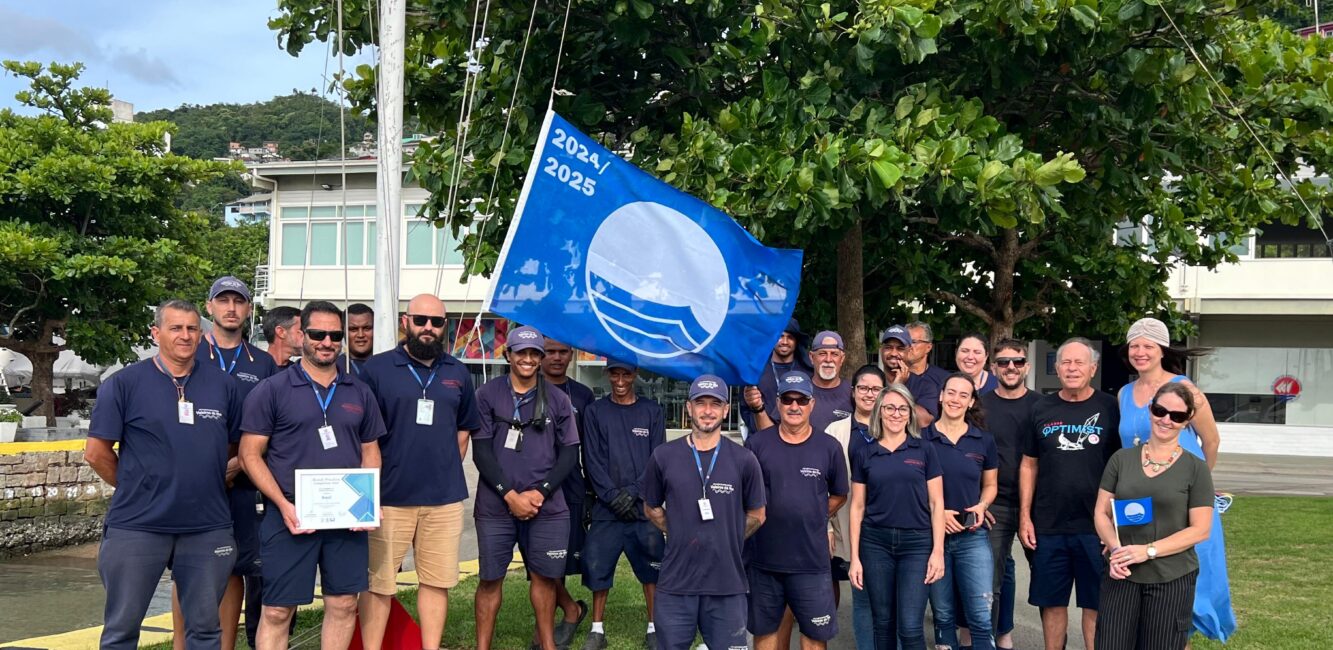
[485,111,803,385]
[1113,496,1154,527]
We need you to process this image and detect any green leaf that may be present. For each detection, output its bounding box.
[730,144,759,175]
[915,14,942,38]
[630,0,654,19]
[894,95,916,121]
[1069,5,1099,31]
[762,68,790,99]
[871,160,903,188]
[797,167,815,191]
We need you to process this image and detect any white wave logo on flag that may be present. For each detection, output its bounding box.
[586,201,730,358]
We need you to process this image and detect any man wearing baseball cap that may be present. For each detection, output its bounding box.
[880,324,945,426]
[742,318,813,437]
[172,276,278,650]
[578,360,667,650]
[744,371,848,650]
[808,331,854,437]
[472,325,582,650]
[643,375,767,650]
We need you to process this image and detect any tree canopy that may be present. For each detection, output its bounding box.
[273,0,1333,362]
[0,61,231,419]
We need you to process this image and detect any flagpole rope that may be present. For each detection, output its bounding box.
[337,0,353,367]
[549,0,575,107]
[1157,5,1331,251]
[297,37,337,306]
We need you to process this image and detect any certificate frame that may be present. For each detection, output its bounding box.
[294,467,381,530]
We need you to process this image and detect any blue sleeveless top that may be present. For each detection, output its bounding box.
[1117,375,1204,459]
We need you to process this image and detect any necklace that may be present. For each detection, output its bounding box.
[1142,445,1181,473]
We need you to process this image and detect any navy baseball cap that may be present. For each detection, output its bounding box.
[778,370,814,397]
[811,330,844,351]
[880,324,911,346]
[783,318,804,337]
[208,276,251,302]
[605,359,637,372]
[688,374,730,402]
[507,325,545,354]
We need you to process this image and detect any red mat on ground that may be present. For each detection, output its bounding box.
[348,597,421,650]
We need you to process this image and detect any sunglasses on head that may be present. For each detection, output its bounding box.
[995,357,1027,368]
[304,329,344,343]
[408,314,446,328]
[1149,402,1191,424]
[779,394,812,406]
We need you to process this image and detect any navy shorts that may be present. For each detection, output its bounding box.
[566,499,587,576]
[747,567,838,641]
[581,519,664,591]
[477,514,570,581]
[258,505,368,606]
[1028,532,1104,609]
[654,591,748,650]
[229,486,262,577]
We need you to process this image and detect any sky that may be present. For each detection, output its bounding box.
[0,0,372,114]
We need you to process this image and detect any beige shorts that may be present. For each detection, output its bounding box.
[368,502,465,595]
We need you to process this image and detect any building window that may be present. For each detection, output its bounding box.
[1197,346,1332,427]
[405,204,468,266]
[277,205,377,267]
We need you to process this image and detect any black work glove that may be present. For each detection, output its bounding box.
[608,490,638,521]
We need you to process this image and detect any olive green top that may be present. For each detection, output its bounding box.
[1100,447,1214,584]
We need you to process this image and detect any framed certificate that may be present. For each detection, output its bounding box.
[294,468,381,530]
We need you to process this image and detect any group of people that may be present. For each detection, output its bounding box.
[84,275,1233,650]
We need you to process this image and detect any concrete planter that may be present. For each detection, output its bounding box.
[0,421,16,443]
[21,416,45,428]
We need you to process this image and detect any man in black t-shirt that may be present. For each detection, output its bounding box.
[1019,338,1121,650]
[978,338,1041,650]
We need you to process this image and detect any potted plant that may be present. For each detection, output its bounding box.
[0,409,20,443]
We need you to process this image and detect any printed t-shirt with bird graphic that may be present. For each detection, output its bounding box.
[1022,391,1121,535]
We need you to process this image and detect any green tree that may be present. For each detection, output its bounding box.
[273,0,1333,368]
[0,61,232,422]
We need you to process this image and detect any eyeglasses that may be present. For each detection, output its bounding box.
[995,357,1027,368]
[778,394,812,406]
[408,314,447,328]
[854,385,883,395]
[304,329,344,343]
[880,405,911,415]
[911,339,931,346]
[1149,402,1191,424]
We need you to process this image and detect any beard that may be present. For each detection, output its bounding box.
[406,330,444,361]
[304,343,336,367]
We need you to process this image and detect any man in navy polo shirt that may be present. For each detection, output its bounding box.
[86,299,243,650]
[472,326,582,650]
[745,371,848,650]
[172,276,278,650]
[239,300,387,650]
[340,302,374,377]
[579,359,667,650]
[643,374,767,650]
[261,306,302,369]
[539,337,595,648]
[880,324,948,426]
[807,331,853,436]
[357,294,480,650]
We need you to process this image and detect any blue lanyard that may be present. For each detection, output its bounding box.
[854,421,873,444]
[298,365,338,424]
[508,377,535,421]
[152,356,194,402]
[407,363,437,398]
[209,338,244,375]
[688,434,721,497]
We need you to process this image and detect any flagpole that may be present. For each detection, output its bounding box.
[1111,498,1121,548]
[374,0,406,353]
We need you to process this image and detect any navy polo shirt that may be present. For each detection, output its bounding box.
[582,396,666,521]
[240,364,387,499]
[337,355,370,378]
[196,338,278,401]
[359,346,482,507]
[746,426,849,574]
[89,358,242,533]
[473,376,580,518]
[810,380,853,437]
[848,420,874,461]
[550,379,595,504]
[905,364,950,418]
[923,424,998,514]
[642,436,766,596]
[852,435,942,530]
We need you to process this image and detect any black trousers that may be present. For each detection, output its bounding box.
[1094,569,1198,650]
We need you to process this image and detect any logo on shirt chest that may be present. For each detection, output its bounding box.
[340,402,365,416]
[441,379,463,389]
[632,427,650,437]
[709,482,735,495]
[197,408,224,422]
[832,409,852,420]
[236,372,260,384]
[800,467,822,478]
[965,452,985,465]
[1042,413,1105,451]
[903,458,926,468]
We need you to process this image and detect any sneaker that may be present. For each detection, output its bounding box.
[582,631,608,650]
[553,600,589,649]
[643,631,657,649]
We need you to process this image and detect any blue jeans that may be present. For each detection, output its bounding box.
[929,529,995,650]
[852,582,874,650]
[860,526,932,650]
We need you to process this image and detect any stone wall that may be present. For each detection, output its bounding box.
[0,448,111,557]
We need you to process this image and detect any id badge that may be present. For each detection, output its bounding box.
[318,425,338,450]
[177,401,195,425]
[698,498,714,521]
[416,399,435,426]
[504,427,522,451]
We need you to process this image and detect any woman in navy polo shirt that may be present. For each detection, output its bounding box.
[924,373,998,650]
[848,384,945,650]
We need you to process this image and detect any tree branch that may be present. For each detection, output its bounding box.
[933,290,994,327]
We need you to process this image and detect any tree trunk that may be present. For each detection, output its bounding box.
[27,349,58,425]
[836,220,866,378]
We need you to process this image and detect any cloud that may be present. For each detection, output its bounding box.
[107,48,181,88]
[0,7,178,88]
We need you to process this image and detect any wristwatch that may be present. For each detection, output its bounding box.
[1146,543,1158,560]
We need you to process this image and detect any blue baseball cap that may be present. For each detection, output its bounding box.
[688,374,729,402]
[778,370,814,397]
[880,324,911,346]
[783,318,804,337]
[605,359,637,372]
[507,325,545,354]
[811,330,844,351]
[208,276,251,301]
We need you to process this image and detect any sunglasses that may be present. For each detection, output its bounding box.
[1149,402,1191,424]
[304,329,344,343]
[995,357,1027,368]
[778,394,812,406]
[408,314,447,328]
